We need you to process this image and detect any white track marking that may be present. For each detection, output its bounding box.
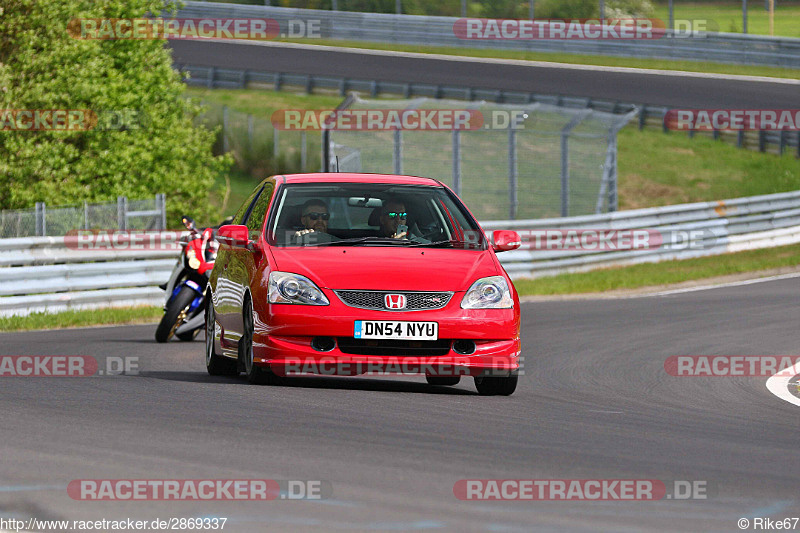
[203,39,800,85]
[654,272,800,296]
[766,363,800,407]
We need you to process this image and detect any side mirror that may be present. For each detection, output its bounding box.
[218,224,255,250]
[492,230,521,252]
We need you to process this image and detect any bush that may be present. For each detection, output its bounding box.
[0,0,232,224]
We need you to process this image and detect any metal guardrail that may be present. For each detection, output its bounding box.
[0,235,183,316]
[482,190,800,278]
[3,191,800,314]
[177,2,800,68]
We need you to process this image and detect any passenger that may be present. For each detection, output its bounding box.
[379,200,429,243]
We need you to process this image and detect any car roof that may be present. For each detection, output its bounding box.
[278,173,442,186]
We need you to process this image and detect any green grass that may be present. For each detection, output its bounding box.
[192,87,800,214]
[652,1,800,38]
[617,126,800,209]
[277,37,800,79]
[513,242,800,295]
[0,306,162,332]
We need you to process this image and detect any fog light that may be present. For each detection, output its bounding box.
[311,337,336,352]
[452,340,476,355]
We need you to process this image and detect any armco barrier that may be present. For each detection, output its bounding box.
[483,190,800,278]
[177,2,800,68]
[3,191,800,315]
[0,234,184,317]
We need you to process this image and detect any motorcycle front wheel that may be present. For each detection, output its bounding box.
[154,286,196,343]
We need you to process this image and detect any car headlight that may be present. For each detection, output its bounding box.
[269,271,329,305]
[461,276,513,309]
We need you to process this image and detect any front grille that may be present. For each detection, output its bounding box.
[334,290,453,311]
[337,338,452,356]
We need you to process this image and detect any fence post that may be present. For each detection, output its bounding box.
[322,129,329,172]
[273,125,279,160]
[508,128,517,220]
[207,67,215,89]
[393,129,403,174]
[84,201,89,230]
[222,105,229,153]
[452,129,461,195]
[117,196,128,231]
[560,131,569,217]
[608,133,618,212]
[301,131,307,172]
[157,193,167,230]
[35,202,45,236]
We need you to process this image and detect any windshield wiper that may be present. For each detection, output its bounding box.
[304,237,415,247]
[408,239,479,248]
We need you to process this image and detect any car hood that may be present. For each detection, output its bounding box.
[269,247,499,291]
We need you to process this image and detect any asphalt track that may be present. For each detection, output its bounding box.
[2,277,800,532]
[168,40,800,109]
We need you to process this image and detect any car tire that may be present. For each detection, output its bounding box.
[155,286,195,343]
[474,371,518,396]
[425,375,461,387]
[240,297,281,385]
[205,299,237,376]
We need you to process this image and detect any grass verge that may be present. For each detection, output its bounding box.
[0,306,162,332]
[513,242,800,296]
[651,2,800,38]
[276,37,800,80]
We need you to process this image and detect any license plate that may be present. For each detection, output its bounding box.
[354,320,438,340]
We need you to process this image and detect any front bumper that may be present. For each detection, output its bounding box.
[252,295,521,377]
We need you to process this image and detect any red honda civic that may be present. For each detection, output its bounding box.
[205,173,522,395]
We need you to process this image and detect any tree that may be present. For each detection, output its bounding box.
[0,0,231,226]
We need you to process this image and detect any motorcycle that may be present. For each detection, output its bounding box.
[155,216,219,343]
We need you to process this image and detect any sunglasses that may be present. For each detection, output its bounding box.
[302,212,330,221]
[385,212,407,219]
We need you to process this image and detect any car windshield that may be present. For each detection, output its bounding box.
[267,182,486,249]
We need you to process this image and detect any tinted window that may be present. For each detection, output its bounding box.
[233,184,264,225]
[244,181,275,233]
[268,183,485,249]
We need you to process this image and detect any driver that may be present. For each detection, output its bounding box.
[294,199,337,244]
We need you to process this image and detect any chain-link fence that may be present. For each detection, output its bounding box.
[325,96,636,220]
[197,101,321,178]
[0,195,166,238]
